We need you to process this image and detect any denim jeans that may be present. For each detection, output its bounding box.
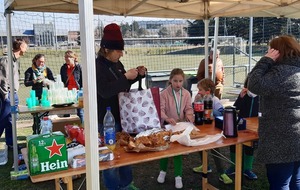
[77,108,84,124]
[98,123,133,190]
[266,161,300,190]
[102,166,133,190]
[0,92,19,146]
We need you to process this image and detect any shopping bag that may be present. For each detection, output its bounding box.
[118,78,161,134]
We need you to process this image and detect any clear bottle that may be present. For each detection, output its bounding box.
[40,116,52,134]
[78,88,84,108]
[103,107,116,151]
[204,94,213,124]
[194,93,204,125]
[30,143,40,174]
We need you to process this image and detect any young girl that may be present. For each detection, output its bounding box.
[192,78,233,185]
[225,77,258,180]
[157,68,194,189]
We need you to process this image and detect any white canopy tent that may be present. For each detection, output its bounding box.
[5,0,300,189]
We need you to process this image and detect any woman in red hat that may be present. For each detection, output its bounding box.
[96,23,146,190]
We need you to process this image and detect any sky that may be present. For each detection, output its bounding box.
[0,0,172,31]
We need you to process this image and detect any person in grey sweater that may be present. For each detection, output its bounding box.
[0,39,28,147]
[248,35,300,189]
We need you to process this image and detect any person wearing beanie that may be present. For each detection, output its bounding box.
[96,23,146,190]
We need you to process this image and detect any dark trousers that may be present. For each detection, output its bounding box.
[0,92,19,146]
[266,161,300,190]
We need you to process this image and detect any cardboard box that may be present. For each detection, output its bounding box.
[50,115,81,135]
[27,132,68,176]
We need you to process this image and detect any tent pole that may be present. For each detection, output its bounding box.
[248,17,253,74]
[5,9,19,173]
[212,17,219,84]
[204,19,209,78]
[78,0,100,189]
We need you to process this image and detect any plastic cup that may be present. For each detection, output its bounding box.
[26,98,33,108]
[30,90,36,99]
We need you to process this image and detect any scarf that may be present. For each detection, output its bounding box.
[32,63,47,80]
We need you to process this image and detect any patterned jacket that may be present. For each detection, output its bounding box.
[248,56,300,164]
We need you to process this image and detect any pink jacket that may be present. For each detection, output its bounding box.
[160,85,193,122]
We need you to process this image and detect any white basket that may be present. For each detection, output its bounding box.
[0,144,8,165]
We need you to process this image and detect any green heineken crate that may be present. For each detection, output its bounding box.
[27,132,68,176]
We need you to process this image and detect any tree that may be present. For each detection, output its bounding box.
[184,20,206,45]
[158,27,169,37]
[76,31,80,45]
[94,25,103,39]
[175,29,182,37]
[120,22,132,37]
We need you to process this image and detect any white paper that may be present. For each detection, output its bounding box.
[165,122,199,132]
[170,125,223,147]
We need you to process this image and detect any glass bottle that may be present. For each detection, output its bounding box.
[30,143,40,174]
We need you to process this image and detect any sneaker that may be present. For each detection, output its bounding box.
[192,165,212,173]
[225,167,235,176]
[175,176,183,189]
[127,182,139,190]
[157,171,166,183]
[219,173,233,184]
[243,170,258,180]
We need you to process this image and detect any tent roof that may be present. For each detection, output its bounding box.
[5,0,300,19]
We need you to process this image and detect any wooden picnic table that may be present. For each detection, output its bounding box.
[22,118,259,190]
[18,104,80,134]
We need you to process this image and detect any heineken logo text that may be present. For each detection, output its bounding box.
[40,160,68,172]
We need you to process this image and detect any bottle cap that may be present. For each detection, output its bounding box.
[43,116,49,120]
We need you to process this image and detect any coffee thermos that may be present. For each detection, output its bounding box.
[223,106,238,137]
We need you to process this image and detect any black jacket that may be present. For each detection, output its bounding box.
[95,56,140,125]
[60,63,83,89]
[24,67,55,99]
[233,94,259,118]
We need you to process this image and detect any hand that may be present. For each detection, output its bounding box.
[124,68,138,80]
[265,48,280,62]
[137,66,147,76]
[36,76,44,83]
[165,118,177,125]
[185,114,195,123]
[239,88,248,98]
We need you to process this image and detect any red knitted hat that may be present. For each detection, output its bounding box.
[100,23,124,50]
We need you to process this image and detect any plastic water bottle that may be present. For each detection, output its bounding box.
[103,107,116,151]
[78,88,83,108]
[40,116,53,134]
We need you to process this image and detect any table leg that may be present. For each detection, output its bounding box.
[32,113,40,134]
[202,150,208,189]
[55,178,60,190]
[63,176,73,190]
[235,143,243,190]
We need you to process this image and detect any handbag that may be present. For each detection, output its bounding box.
[118,77,161,134]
